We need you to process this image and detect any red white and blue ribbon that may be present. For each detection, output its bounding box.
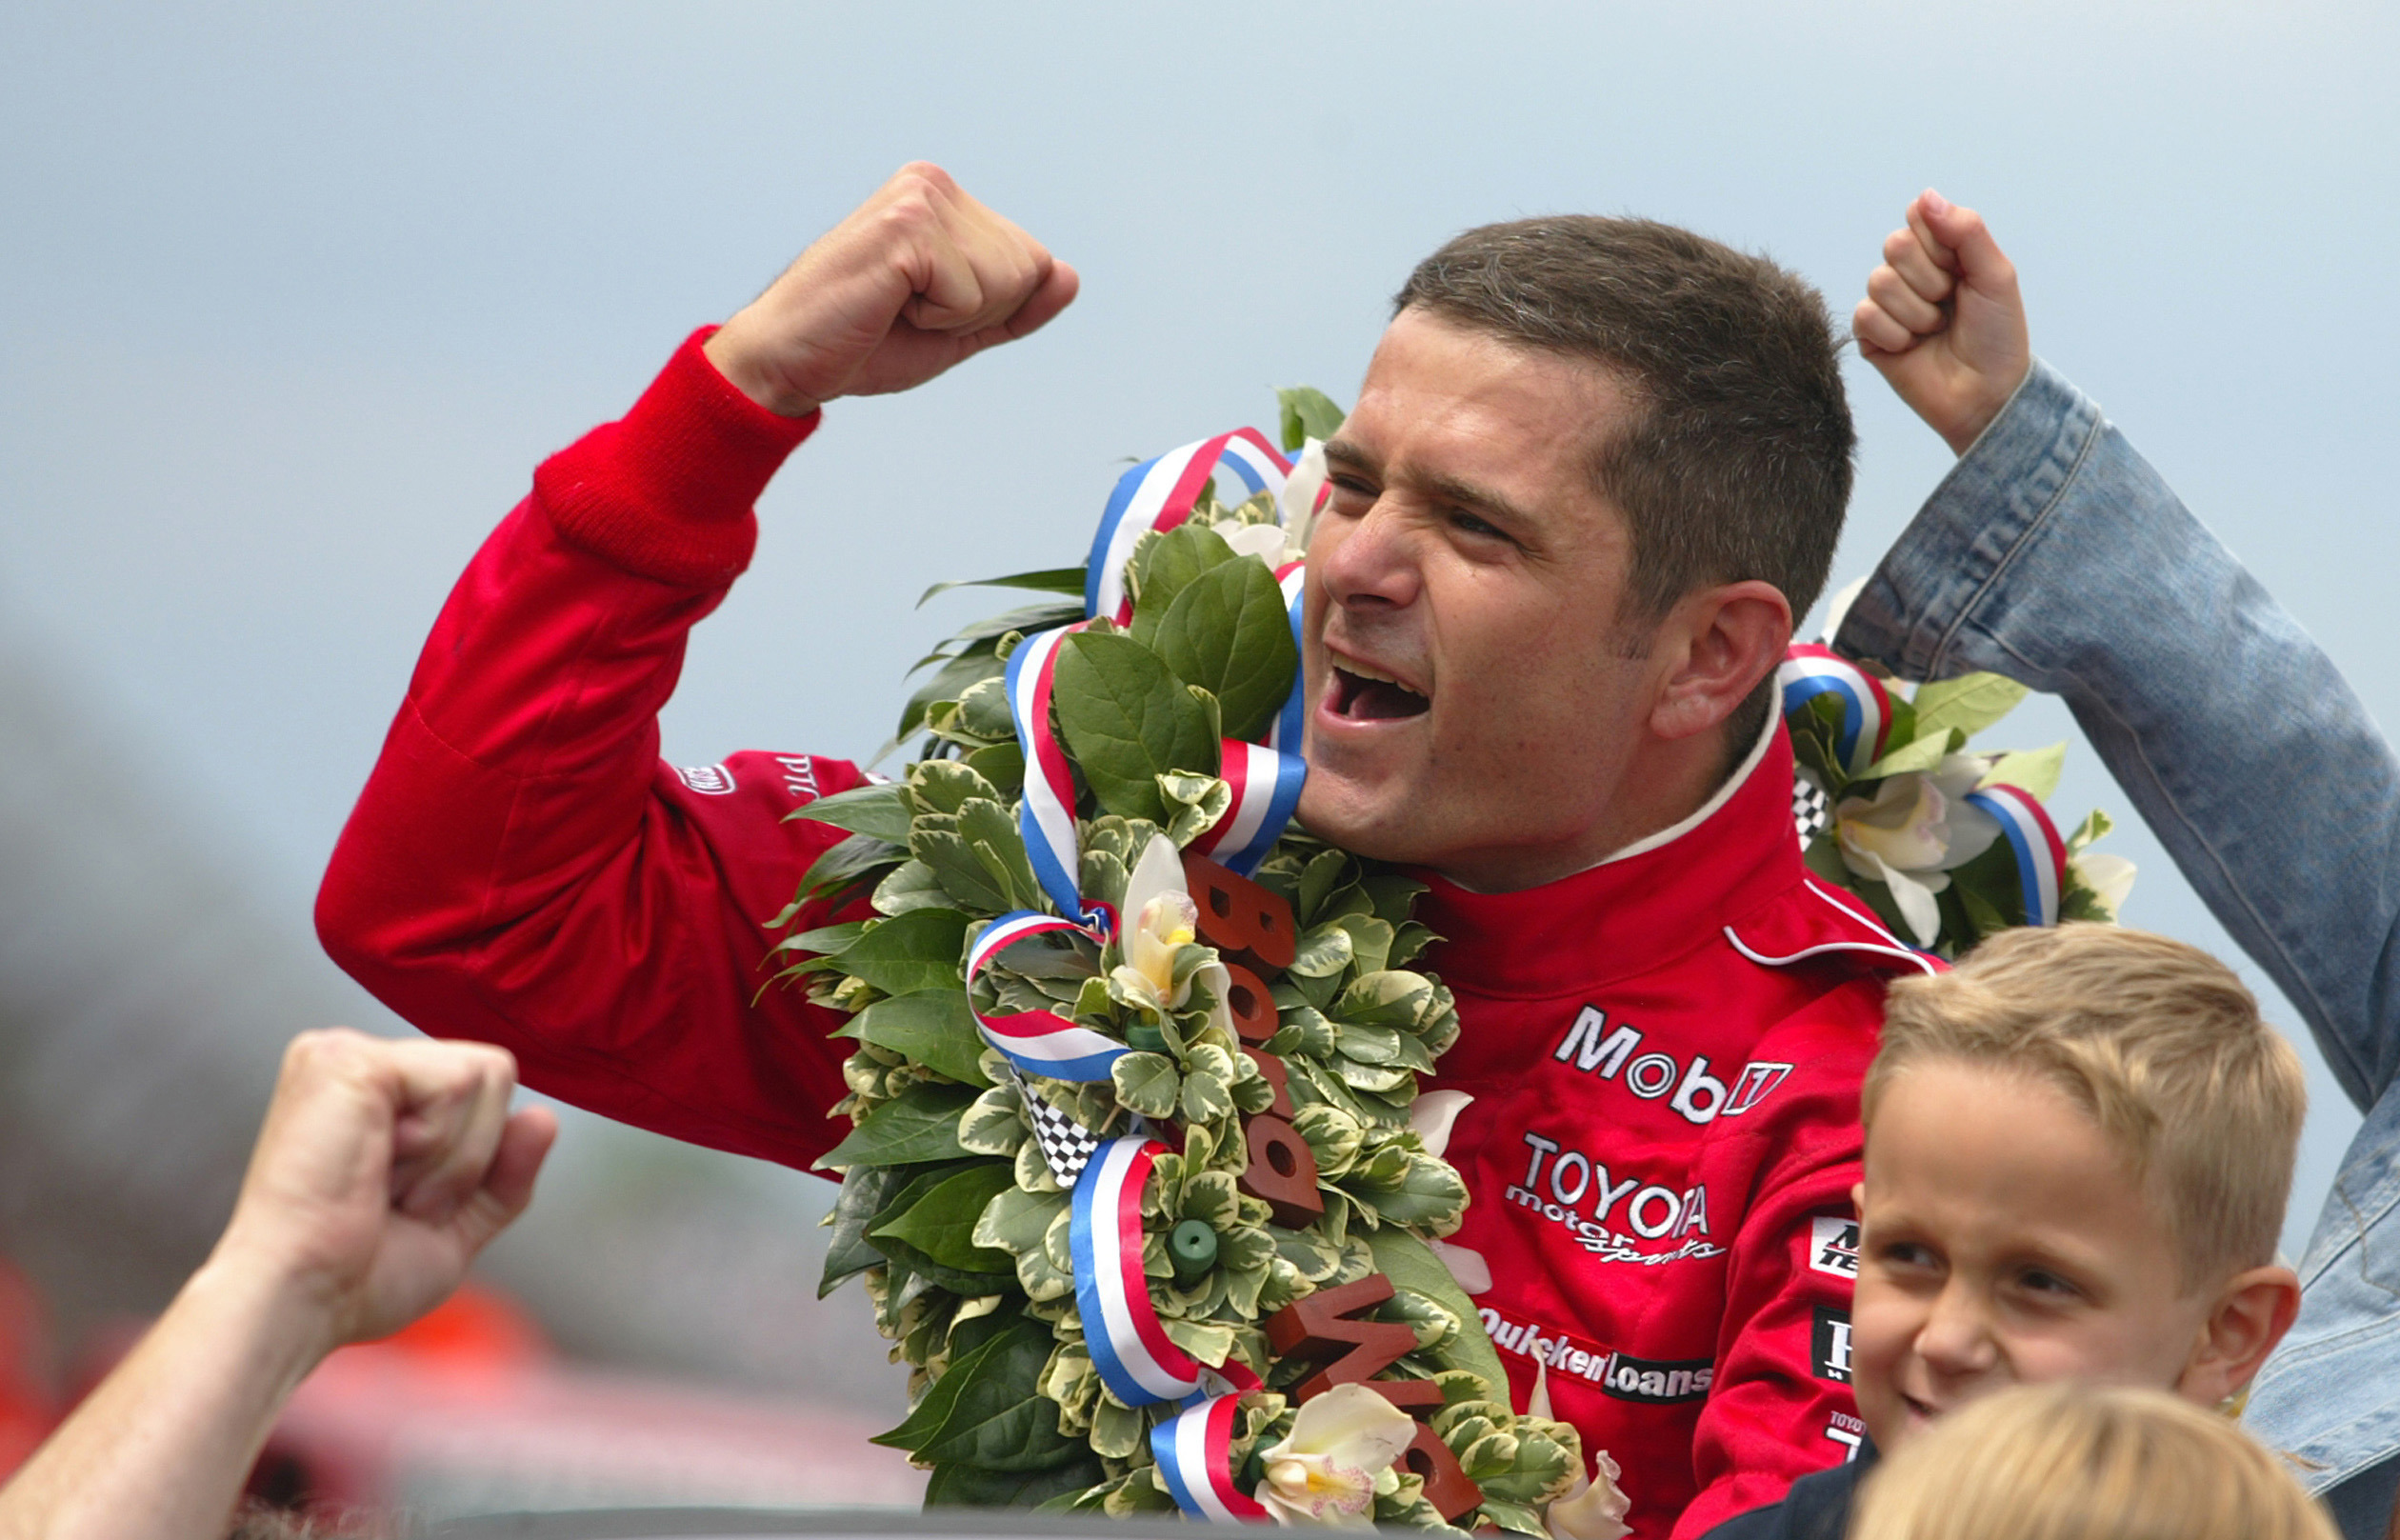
[1154,1384,1270,1522]
[1268,560,1308,754]
[1191,740,1308,878]
[1072,1137,1208,1403]
[1010,430,1311,926]
[1965,783,2069,927]
[1779,643,1893,776]
[1070,1136,1269,1519]
[1003,622,1110,930]
[1086,430,1292,627]
[966,912,1125,1081]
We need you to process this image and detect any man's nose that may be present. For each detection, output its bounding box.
[1914,1283,2000,1380]
[1310,498,1422,611]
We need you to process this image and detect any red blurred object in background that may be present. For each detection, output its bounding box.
[0,1261,55,1480]
[1,1265,918,1519]
[250,1284,922,1518]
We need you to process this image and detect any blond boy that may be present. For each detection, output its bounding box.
[1709,924,2306,1539]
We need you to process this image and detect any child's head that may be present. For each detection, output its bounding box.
[1851,924,2305,1451]
[1848,1381,2333,1540]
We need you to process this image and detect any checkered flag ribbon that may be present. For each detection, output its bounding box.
[1013,1069,1104,1189]
[1793,770,1832,846]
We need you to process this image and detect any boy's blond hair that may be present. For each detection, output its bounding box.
[1850,1382,2333,1540]
[1865,924,2304,1289]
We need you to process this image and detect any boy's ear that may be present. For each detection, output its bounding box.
[2176,1264,2301,1405]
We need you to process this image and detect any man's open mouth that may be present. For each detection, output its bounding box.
[1328,662,1430,721]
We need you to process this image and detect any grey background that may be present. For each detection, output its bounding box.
[1,0,2390,1397]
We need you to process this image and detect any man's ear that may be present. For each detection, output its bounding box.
[1649,580,1793,743]
[2176,1264,2301,1406]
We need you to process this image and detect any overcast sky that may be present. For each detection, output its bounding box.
[3,0,2393,1253]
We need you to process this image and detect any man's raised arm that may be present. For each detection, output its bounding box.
[1839,190,2400,1114]
[316,166,1075,1170]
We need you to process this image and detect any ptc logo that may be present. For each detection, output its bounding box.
[1811,1306,1852,1384]
[677,764,736,795]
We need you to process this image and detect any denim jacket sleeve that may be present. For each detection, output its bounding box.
[1833,360,2400,1114]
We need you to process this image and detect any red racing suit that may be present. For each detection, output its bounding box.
[316,330,1935,1538]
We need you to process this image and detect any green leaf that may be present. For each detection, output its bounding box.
[1860,728,1961,780]
[839,908,971,997]
[1128,523,1237,646]
[1910,672,2029,742]
[964,740,1026,797]
[792,832,906,909]
[910,758,1000,815]
[872,1162,1019,1274]
[1150,557,1302,743]
[917,568,1090,607]
[871,859,954,916]
[1111,1050,1182,1119]
[794,780,916,844]
[1051,631,1220,824]
[917,1320,1083,1470]
[1370,1153,1470,1228]
[888,648,1008,753]
[852,990,992,1087]
[1981,741,2068,802]
[1369,1229,1504,1394]
[2066,807,2115,855]
[1276,385,1348,451]
[911,827,1014,913]
[958,797,1042,910]
[1179,1069,1233,1124]
[819,1164,911,1298]
[926,1455,1106,1508]
[815,1081,976,1170]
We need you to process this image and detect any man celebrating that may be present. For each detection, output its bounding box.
[319,164,1924,1537]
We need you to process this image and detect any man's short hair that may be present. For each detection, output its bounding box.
[1392,216,1855,630]
[1866,924,2307,1290]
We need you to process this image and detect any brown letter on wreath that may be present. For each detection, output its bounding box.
[1403,1422,1485,1522]
[1240,1113,1323,1227]
[1262,1273,1417,1400]
[1182,852,1297,973]
[1242,1047,1297,1118]
[1220,961,1281,1043]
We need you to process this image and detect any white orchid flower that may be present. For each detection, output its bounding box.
[1276,440,1330,559]
[1525,1363,1632,1540]
[2072,851,2138,919]
[1213,518,1292,566]
[1111,834,1200,1018]
[1428,1238,1491,1295]
[1408,1090,1472,1159]
[1256,1383,1418,1527]
[1835,755,2008,948]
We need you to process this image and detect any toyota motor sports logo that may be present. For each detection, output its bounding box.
[1505,1128,1726,1266]
[1478,1307,1714,1406]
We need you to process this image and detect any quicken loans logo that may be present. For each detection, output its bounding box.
[1477,1308,1713,1405]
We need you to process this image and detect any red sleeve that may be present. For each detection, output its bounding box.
[1672,982,1879,1539]
[316,329,870,1171]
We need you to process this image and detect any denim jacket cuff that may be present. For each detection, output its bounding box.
[1835,360,2103,680]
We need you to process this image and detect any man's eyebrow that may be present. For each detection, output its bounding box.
[1421,470,1537,531]
[1321,441,1537,530]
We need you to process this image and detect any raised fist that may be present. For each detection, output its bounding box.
[212,1029,555,1352]
[1853,190,2031,455]
[703,162,1080,417]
